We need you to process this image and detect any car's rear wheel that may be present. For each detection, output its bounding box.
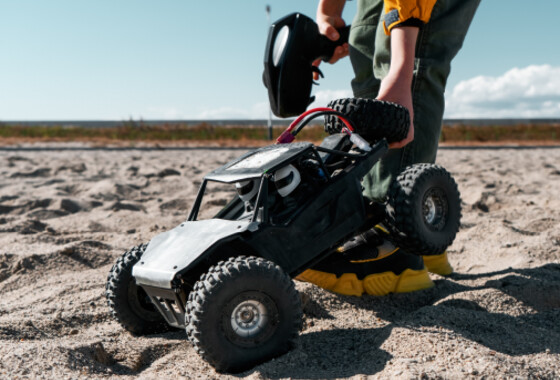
[384,164,462,255]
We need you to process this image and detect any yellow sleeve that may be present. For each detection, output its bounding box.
[382,0,438,34]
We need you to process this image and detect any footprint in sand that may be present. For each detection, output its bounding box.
[55,163,87,174]
[9,168,51,178]
[159,198,190,211]
[521,218,559,234]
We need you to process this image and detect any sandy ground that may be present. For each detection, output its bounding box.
[0,143,559,379]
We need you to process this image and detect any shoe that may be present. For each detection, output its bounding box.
[375,224,454,276]
[422,251,453,276]
[296,228,433,297]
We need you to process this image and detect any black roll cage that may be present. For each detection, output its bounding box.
[187,143,374,224]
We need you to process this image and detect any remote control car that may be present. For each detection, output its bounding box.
[106,11,462,374]
[105,103,462,373]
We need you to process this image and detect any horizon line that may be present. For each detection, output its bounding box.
[2,118,560,128]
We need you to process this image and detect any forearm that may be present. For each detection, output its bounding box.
[387,26,418,83]
[378,27,418,97]
[377,26,419,148]
[317,0,346,19]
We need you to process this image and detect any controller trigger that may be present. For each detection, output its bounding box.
[311,66,324,79]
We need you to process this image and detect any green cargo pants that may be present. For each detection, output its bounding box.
[349,0,480,201]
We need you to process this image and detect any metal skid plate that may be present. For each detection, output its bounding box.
[141,285,187,329]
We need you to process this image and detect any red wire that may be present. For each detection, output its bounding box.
[287,107,354,134]
[337,115,354,134]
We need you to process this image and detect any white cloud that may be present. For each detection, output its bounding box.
[445,65,560,118]
[195,89,354,119]
[310,89,354,108]
[144,106,186,119]
[140,68,560,121]
[197,101,271,120]
[249,101,271,119]
[197,106,252,120]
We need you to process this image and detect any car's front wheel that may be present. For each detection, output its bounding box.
[105,244,170,335]
[185,256,302,373]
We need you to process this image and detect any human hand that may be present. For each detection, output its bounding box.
[377,75,415,149]
[313,0,349,80]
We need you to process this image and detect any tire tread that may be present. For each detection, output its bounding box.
[105,244,170,335]
[325,98,409,143]
[185,256,302,373]
[385,164,462,255]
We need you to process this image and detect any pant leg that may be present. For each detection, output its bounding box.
[350,0,481,202]
[349,0,385,99]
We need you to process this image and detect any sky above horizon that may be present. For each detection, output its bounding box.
[1,1,560,121]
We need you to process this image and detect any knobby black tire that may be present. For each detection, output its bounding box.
[105,244,170,335]
[325,98,410,143]
[185,256,302,373]
[385,164,462,256]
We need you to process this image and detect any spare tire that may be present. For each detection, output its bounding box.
[325,98,409,143]
[384,164,462,256]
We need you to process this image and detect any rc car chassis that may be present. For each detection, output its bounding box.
[105,100,462,373]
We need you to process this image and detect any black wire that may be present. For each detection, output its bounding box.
[293,110,357,137]
[294,110,352,135]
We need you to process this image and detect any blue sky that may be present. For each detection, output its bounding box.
[1,0,560,121]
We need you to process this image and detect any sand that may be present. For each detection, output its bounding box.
[0,143,559,379]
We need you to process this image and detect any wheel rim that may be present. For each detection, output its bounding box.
[231,300,269,338]
[223,291,278,347]
[422,187,448,231]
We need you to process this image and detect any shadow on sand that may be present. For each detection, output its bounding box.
[251,263,560,379]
